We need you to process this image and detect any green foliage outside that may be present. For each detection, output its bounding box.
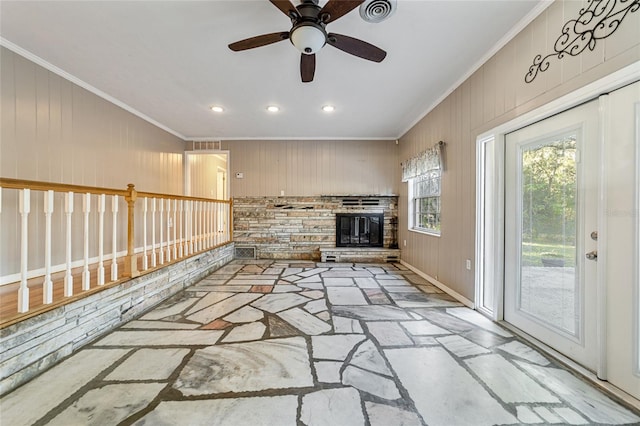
[521,135,577,267]
[521,242,576,267]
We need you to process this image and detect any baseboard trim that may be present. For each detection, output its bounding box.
[400,260,474,308]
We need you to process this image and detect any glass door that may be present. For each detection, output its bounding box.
[504,100,599,371]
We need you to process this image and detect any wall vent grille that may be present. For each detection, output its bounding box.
[235,246,256,259]
[192,140,221,151]
[341,198,381,207]
[342,198,360,206]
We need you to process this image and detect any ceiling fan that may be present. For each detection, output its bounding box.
[228,0,387,83]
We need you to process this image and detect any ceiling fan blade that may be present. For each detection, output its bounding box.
[228,32,290,51]
[319,0,364,23]
[327,33,386,62]
[269,0,298,18]
[301,54,316,83]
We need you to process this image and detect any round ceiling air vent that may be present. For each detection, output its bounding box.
[359,0,397,23]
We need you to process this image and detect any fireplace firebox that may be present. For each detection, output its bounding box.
[336,213,384,247]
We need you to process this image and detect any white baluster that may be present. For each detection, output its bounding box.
[166,198,171,262]
[207,202,213,248]
[159,198,164,264]
[173,199,178,259]
[64,192,74,297]
[198,201,203,251]
[214,203,218,244]
[194,200,199,252]
[225,203,230,241]
[210,202,215,247]
[199,201,203,251]
[18,189,30,313]
[187,200,193,255]
[203,201,211,250]
[214,203,219,246]
[142,197,148,270]
[216,204,224,244]
[111,195,118,281]
[82,193,91,290]
[190,200,195,254]
[201,201,205,249]
[97,194,106,285]
[189,200,194,254]
[209,201,216,247]
[43,190,54,304]
[224,203,228,242]
[151,198,157,267]
[178,199,184,258]
[194,201,199,252]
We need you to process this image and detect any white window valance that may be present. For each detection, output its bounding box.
[401,141,444,182]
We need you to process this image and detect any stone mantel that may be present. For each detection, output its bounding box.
[320,194,399,197]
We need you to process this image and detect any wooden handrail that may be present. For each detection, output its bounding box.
[136,190,231,204]
[0,178,231,204]
[0,178,127,197]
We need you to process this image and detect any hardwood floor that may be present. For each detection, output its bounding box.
[0,250,174,325]
[0,259,125,324]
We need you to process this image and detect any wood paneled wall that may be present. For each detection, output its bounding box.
[0,46,186,276]
[398,0,640,301]
[222,139,398,197]
[0,46,185,193]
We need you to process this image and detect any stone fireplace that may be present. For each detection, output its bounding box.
[232,195,399,262]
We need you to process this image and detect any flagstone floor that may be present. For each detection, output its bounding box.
[2,260,639,426]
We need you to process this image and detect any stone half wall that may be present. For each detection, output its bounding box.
[0,243,234,395]
[233,196,399,260]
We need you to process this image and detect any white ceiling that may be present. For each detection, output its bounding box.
[0,0,546,141]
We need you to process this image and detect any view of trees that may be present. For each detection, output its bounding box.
[521,135,577,267]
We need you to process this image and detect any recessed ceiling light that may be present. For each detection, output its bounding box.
[266,105,280,113]
[210,106,224,113]
[322,105,335,113]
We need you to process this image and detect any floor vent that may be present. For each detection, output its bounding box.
[325,255,337,263]
[235,246,256,259]
[385,255,400,263]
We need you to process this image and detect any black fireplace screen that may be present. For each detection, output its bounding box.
[336,213,384,247]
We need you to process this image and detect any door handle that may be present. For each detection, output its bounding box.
[585,250,597,261]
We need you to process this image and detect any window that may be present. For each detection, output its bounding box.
[402,142,444,236]
[409,172,441,234]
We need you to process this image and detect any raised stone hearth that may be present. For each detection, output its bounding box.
[233,196,399,261]
[320,248,400,263]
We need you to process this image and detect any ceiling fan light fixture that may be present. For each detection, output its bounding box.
[290,23,326,55]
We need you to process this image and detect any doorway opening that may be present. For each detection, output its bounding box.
[184,151,229,200]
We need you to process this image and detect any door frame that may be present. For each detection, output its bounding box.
[184,150,230,198]
[475,61,640,380]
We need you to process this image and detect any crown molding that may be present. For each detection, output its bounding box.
[0,37,187,141]
[188,136,397,142]
[396,0,554,140]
